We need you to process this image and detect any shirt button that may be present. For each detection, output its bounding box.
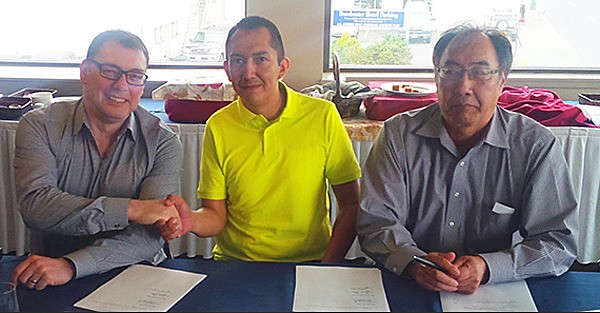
[392,266,398,273]
[454,192,460,197]
[449,221,455,227]
[459,161,465,166]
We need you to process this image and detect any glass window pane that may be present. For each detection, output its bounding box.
[329,0,600,69]
[0,0,244,65]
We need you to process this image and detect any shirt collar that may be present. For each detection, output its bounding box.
[413,104,444,138]
[237,81,300,129]
[74,99,137,141]
[483,106,510,149]
[73,99,86,135]
[415,103,510,149]
[278,81,300,119]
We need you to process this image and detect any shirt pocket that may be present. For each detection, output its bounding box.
[491,202,516,215]
[469,201,518,252]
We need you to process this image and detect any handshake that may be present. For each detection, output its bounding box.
[128,195,193,242]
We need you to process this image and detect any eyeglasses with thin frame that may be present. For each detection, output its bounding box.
[87,59,148,86]
[436,65,501,82]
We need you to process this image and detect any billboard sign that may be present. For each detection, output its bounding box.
[333,10,404,28]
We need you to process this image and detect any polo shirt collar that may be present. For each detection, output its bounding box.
[278,81,300,119]
[237,81,300,129]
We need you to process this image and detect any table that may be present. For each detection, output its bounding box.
[1,99,600,264]
[1,255,600,312]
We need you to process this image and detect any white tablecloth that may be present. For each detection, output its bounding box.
[1,120,600,264]
[552,127,600,264]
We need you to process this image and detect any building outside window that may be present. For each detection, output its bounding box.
[0,0,244,65]
[328,0,600,70]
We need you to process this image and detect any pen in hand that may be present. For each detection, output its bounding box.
[413,255,450,275]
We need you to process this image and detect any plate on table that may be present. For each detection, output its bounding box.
[380,82,436,96]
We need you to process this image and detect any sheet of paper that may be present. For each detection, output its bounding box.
[293,265,390,312]
[74,264,206,312]
[440,280,537,312]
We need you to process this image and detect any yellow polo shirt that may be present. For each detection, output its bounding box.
[198,82,361,262]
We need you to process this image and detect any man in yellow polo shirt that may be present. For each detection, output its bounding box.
[159,16,361,263]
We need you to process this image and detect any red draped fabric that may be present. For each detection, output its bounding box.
[364,82,597,128]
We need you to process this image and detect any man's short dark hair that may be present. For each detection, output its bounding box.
[86,29,149,67]
[432,23,513,76]
[226,16,285,62]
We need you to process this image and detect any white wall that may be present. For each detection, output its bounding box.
[247,0,326,90]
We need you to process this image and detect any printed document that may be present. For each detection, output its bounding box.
[293,265,390,312]
[74,264,206,312]
[440,280,537,312]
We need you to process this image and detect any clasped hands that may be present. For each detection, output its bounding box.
[128,195,192,241]
[152,194,192,241]
[406,252,489,294]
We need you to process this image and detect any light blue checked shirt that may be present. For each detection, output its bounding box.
[358,103,579,284]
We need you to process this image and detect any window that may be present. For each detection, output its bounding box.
[0,0,244,65]
[0,0,596,101]
[328,0,600,71]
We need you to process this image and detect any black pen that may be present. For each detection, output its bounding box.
[413,255,449,274]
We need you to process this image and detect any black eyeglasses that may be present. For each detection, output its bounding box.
[436,65,500,82]
[87,59,148,86]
